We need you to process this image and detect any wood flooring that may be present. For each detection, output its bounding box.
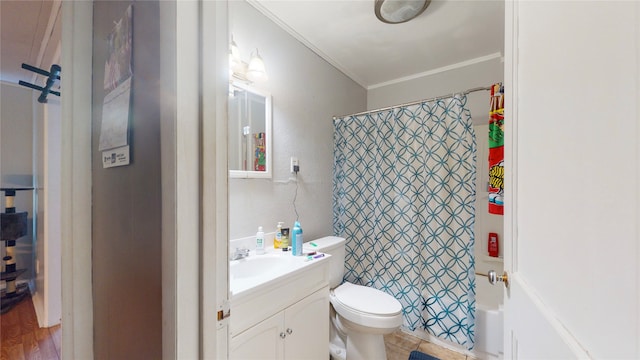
[0,297,61,360]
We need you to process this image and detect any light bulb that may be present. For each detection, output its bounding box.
[246,49,268,82]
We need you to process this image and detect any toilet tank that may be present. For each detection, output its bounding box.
[305,236,346,288]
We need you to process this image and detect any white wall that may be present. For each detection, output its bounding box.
[366,58,505,282]
[474,124,505,279]
[0,82,35,283]
[228,1,366,241]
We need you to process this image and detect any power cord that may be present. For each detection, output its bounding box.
[293,168,299,221]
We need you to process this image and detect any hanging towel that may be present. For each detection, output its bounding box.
[488,83,504,215]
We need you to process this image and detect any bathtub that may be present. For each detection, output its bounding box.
[474,274,504,358]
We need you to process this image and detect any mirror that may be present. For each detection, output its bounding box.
[228,81,272,178]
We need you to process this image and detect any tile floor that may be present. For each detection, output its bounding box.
[384,330,473,360]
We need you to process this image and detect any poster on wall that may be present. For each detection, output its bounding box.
[99,5,132,168]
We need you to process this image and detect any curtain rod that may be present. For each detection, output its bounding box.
[332,86,492,120]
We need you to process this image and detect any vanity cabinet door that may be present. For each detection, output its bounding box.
[230,287,329,360]
[230,312,284,360]
[283,288,330,360]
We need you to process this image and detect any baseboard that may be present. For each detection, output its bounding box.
[32,289,47,327]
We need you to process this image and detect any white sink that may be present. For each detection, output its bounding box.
[229,248,330,298]
[230,254,288,280]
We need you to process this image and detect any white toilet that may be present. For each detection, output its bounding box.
[305,236,403,360]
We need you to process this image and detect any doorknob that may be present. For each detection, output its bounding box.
[488,270,509,288]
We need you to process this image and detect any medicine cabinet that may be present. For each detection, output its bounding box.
[228,81,272,179]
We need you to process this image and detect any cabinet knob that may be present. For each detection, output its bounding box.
[279,332,286,339]
[286,328,293,335]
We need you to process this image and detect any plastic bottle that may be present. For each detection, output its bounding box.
[488,232,499,257]
[281,228,290,250]
[256,226,265,255]
[274,222,283,249]
[291,221,303,256]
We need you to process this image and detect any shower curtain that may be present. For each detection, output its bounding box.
[333,95,477,349]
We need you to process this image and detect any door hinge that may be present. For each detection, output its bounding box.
[217,300,231,321]
[217,309,230,321]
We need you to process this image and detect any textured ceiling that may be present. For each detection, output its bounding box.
[0,0,61,86]
[250,0,504,89]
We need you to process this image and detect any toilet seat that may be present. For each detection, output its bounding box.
[331,282,403,329]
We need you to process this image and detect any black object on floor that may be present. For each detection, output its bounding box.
[408,350,440,360]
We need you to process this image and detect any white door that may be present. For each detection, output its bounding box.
[503,1,640,359]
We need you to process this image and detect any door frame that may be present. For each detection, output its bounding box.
[201,1,230,358]
[62,1,229,358]
[60,2,93,358]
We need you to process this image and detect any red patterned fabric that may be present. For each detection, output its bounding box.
[488,83,504,215]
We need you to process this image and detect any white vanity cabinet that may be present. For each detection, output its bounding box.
[230,311,283,359]
[229,253,330,360]
[230,287,329,360]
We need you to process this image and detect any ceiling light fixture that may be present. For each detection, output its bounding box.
[374,0,431,24]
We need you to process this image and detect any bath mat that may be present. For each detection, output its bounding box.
[408,350,440,360]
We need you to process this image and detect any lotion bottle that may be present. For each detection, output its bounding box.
[274,222,283,249]
[256,226,265,255]
[291,221,303,256]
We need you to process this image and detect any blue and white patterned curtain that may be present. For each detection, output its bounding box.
[333,95,477,349]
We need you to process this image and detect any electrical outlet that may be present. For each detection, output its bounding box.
[290,157,299,173]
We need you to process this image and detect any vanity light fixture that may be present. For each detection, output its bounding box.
[229,36,268,83]
[229,36,241,71]
[246,49,268,82]
[374,0,431,24]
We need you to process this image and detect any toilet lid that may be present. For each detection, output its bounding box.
[333,283,402,316]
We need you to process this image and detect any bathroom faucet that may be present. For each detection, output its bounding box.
[231,247,250,260]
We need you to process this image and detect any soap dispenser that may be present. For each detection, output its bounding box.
[256,226,265,255]
[275,222,283,249]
